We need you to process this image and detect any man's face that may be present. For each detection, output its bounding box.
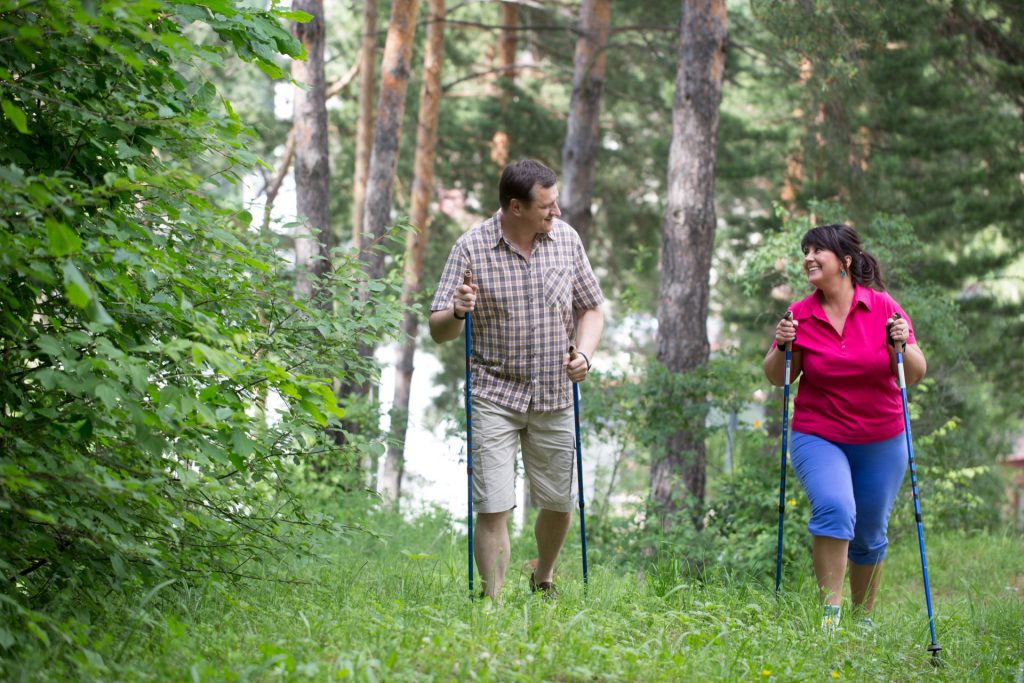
[515,183,560,233]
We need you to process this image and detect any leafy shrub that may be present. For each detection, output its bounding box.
[0,0,401,659]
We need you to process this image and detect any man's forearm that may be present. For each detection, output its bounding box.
[574,307,604,359]
[429,307,465,344]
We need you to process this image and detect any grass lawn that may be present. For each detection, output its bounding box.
[7,512,1023,682]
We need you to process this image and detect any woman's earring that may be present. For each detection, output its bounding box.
[840,270,847,277]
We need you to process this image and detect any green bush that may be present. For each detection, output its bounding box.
[0,0,401,658]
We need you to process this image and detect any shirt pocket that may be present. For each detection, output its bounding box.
[542,266,572,312]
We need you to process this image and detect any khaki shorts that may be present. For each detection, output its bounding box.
[472,396,576,513]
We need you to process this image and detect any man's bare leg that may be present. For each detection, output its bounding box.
[533,508,571,584]
[475,510,511,598]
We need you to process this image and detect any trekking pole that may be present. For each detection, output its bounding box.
[568,346,589,587]
[774,311,794,598]
[463,269,475,599]
[892,313,942,661]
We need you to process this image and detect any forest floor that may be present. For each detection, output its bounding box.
[12,511,1024,682]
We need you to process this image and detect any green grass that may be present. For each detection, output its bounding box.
[6,513,1023,682]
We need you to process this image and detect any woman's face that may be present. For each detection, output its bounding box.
[802,244,848,286]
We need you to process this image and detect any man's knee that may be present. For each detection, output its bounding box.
[477,509,512,528]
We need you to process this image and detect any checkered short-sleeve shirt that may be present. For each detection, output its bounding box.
[431,210,604,413]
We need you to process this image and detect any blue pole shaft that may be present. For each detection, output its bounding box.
[774,346,792,597]
[573,382,588,586]
[896,348,940,653]
[465,311,474,598]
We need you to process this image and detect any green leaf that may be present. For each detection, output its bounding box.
[273,10,314,22]
[230,428,253,459]
[2,99,29,134]
[88,298,116,327]
[115,139,141,159]
[95,383,118,410]
[254,60,286,80]
[25,622,49,647]
[62,261,93,308]
[46,218,82,256]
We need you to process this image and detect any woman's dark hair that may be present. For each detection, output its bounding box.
[499,159,557,209]
[801,223,886,290]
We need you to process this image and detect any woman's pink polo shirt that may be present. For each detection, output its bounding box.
[774,285,916,444]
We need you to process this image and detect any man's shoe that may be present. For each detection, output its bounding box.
[529,572,557,598]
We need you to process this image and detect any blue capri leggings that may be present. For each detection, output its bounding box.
[790,431,908,565]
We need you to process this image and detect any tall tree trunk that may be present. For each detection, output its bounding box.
[560,0,611,248]
[335,0,418,475]
[651,0,726,528]
[362,0,420,281]
[352,0,378,249]
[489,1,519,167]
[291,0,332,301]
[382,0,447,503]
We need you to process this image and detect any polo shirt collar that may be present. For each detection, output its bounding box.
[794,284,872,323]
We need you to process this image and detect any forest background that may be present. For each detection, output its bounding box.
[1,0,1021,680]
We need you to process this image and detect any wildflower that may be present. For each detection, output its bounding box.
[787,498,796,506]
[753,419,763,429]
[761,669,771,677]
[831,672,840,679]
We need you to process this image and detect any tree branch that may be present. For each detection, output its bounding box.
[442,63,549,92]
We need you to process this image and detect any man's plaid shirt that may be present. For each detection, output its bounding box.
[431,210,604,413]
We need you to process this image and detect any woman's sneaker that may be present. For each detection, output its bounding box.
[857,616,876,630]
[822,604,842,636]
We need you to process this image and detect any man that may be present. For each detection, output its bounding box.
[429,159,604,599]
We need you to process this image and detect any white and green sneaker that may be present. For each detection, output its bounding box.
[821,604,842,636]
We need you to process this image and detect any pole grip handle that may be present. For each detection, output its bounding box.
[890,312,906,352]
[783,310,794,352]
[568,345,578,361]
[463,269,473,286]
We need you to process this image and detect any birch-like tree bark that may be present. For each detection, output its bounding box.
[352,0,378,249]
[290,0,332,302]
[382,0,447,503]
[651,0,727,526]
[560,0,611,248]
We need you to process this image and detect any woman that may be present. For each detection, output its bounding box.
[763,223,926,632]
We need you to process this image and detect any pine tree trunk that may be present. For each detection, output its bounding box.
[352,0,378,249]
[560,0,610,248]
[382,0,447,504]
[489,1,519,167]
[362,0,420,281]
[651,0,726,528]
[291,0,332,301]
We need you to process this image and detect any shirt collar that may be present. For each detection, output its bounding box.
[486,210,557,249]
[852,283,872,311]
[793,284,871,322]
